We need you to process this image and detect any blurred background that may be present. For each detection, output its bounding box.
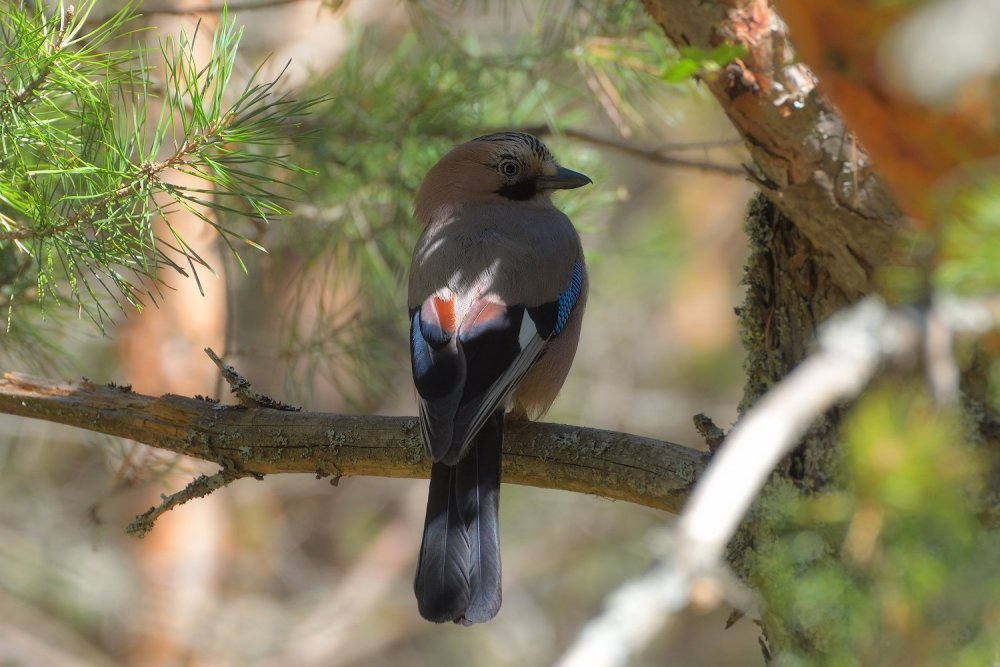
[0,0,762,664]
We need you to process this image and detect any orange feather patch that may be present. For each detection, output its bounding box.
[432,295,457,333]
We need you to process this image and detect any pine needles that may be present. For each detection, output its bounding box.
[0,1,318,329]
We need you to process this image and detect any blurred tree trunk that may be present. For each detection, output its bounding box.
[642,0,999,658]
[115,5,410,664]
[117,9,227,666]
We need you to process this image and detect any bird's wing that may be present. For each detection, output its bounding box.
[411,260,586,465]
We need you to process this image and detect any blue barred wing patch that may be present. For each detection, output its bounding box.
[525,259,585,340]
[553,260,584,336]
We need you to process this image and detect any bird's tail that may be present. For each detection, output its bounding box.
[414,410,502,625]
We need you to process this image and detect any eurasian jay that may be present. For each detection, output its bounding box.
[408,131,591,624]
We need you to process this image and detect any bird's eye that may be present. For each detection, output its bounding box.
[499,160,520,177]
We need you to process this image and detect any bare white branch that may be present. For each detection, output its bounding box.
[675,297,918,567]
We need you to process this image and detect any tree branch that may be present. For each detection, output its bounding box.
[0,372,707,514]
[642,0,902,300]
[126,467,251,538]
[0,6,71,116]
[519,125,747,176]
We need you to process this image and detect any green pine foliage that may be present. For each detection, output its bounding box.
[0,1,318,331]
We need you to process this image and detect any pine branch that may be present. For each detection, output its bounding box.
[126,467,251,538]
[0,112,254,244]
[0,1,319,320]
[0,225,40,242]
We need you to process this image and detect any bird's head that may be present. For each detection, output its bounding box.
[415,132,592,221]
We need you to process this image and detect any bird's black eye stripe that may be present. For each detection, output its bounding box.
[497,179,536,200]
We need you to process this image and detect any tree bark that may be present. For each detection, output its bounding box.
[642,0,902,303]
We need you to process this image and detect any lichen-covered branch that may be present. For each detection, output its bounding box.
[0,372,707,514]
[126,468,251,538]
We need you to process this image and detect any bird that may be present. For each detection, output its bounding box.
[408,131,591,624]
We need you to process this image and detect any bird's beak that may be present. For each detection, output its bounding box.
[537,167,593,190]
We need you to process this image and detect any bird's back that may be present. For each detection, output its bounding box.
[408,201,583,311]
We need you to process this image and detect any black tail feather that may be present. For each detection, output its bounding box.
[414,410,503,624]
